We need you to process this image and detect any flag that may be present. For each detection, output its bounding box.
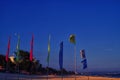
[6,36,11,62]
[30,35,34,62]
[69,34,76,44]
[80,49,87,69]
[16,35,20,62]
[59,41,63,70]
[81,59,87,69]
[47,35,50,63]
[80,49,86,59]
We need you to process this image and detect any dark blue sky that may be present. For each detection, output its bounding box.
[0,0,120,72]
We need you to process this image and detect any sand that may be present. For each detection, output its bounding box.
[9,75,120,80]
[0,73,120,80]
[40,75,120,80]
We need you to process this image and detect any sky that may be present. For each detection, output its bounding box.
[0,0,120,72]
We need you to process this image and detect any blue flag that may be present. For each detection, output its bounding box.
[59,41,63,70]
[81,59,87,69]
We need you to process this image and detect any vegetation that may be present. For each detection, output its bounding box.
[0,50,74,75]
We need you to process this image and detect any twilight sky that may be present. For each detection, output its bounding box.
[0,0,120,72]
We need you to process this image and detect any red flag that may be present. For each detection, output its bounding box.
[6,37,11,62]
[30,35,34,61]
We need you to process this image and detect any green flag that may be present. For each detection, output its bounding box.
[16,35,20,62]
[47,35,50,64]
[69,34,76,44]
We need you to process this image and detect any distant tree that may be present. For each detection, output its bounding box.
[62,68,68,74]
[8,60,16,73]
[47,67,58,75]
[0,51,74,75]
[68,71,75,75]
[0,54,6,68]
[14,50,42,74]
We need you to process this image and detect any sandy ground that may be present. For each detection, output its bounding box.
[39,75,120,80]
[0,73,120,80]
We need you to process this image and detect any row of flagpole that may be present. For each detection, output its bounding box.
[5,34,88,80]
[5,34,34,80]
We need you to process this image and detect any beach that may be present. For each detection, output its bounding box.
[41,75,120,80]
[0,73,120,80]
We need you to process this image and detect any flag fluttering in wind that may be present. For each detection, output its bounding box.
[80,49,86,59]
[69,34,76,45]
[47,35,51,64]
[6,36,11,62]
[16,35,20,62]
[30,35,34,62]
[81,59,87,69]
[80,49,87,69]
[59,41,63,70]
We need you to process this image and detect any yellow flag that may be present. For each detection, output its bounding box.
[69,34,76,44]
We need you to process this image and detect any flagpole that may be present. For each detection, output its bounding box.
[47,34,50,80]
[5,62,8,80]
[17,63,19,80]
[16,58,19,80]
[69,34,77,80]
[29,35,34,80]
[61,69,63,80]
[87,67,89,80]
[6,61,8,72]
[5,60,9,80]
[15,33,20,80]
[74,45,77,80]
[47,49,49,80]
[30,61,33,80]
[47,61,49,80]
